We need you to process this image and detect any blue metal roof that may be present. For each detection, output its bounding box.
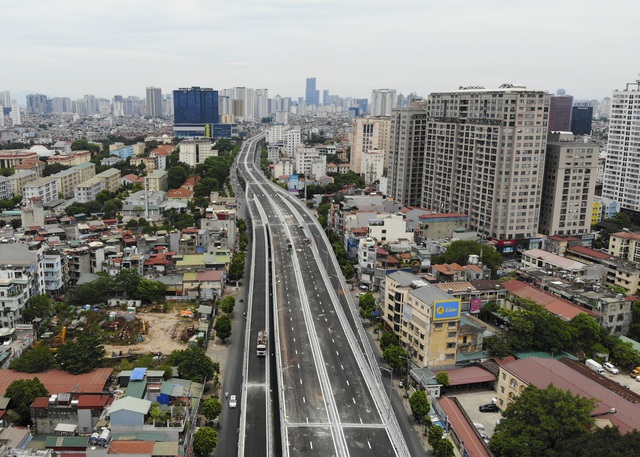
[130,367,147,381]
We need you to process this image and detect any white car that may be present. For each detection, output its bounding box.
[603,362,619,374]
[229,395,237,408]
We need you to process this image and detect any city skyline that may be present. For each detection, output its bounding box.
[2,0,639,102]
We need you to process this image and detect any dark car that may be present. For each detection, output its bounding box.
[479,403,500,413]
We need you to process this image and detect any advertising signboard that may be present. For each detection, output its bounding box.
[434,299,461,320]
[470,298,482,313]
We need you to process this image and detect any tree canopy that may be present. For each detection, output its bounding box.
[193,426,218,457]
[9,345,56,373]
[409,390,430,420]
[166,346,216,383]
[6,378,48,424]
[57,335,106,374]
[383,345,407,373]
[201,397,222,423]
[434,240,503,278]
[214,315,232,342]
[218,296,235,314]
[489,384,597,457]
[358,293,376,319]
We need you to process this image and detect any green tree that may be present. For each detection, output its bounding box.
[167,166,188,189]
[487,333,512,358]
[115,269,142,298]
[490,384,598,457]
[358,293,376,319]
[9,345,56,373]
[434,439,455,457]
[134,278,167,303]
[214,315,232,342]
[57,335,106,374]
[380,331,399,351]
[408,390,430,421]
[383,345,407,372]
[166,346,216,383]
[193,426,218,457]
[228,252,245,282]
[570,313,604,352]
[22,294,53,322]
[435,371,450,387]
[435,240,503,278]
[42,163,71,177]
[71,140,101,154]
[6,377,48,424]
[219,296,235,314]
[70,275,116,305]
[428,424,444,448]
[606,337,640,370]
[201,397,222,423]
[628,301,640,341]
[556,426,640,457]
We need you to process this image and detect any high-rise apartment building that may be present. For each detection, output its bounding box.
[146,86,163,117]
[255,88,269,119]
[539,132,597,236]
[570,106,593,135]
[387,101,428,207]
[415,85,549,250]
[602,79,640,219]
[371,89,397,116]
[0,91,10,108]
[305,77,319,107]
[173,87,219,138]
[349,117,391,174]
[27,94,50,115]
[548,94,573,131]
[10,100,21,125]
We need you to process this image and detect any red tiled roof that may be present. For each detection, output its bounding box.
[166,187,193,198]
[197,270,223,282]
[438,397,492,457]
[611,231,640,241]
[0,368,113,396]
[385,256,399,264]
[502,280,594,320]
[439,366,497,386]
[108,441,155,454]
[31,397,50,408]
[568,245,613,260]
[548,235,581,241]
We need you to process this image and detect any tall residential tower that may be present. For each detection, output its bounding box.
[146,86,163,117]
[602,79,640,219]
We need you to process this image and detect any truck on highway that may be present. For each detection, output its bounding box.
[257,331,268,356]
[585,358,604,374]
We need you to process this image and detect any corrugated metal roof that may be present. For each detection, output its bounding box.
[109,396,151,415]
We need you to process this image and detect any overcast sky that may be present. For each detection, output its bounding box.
[2,0,639,103]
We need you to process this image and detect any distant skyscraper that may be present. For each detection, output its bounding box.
[570,106,593,135]
[0,91,10,108]
[173,86,219,138]
[602,79,640,218]
[601,97,612,118]
[145,86,163,117]
[10,100,21,125]
[548,95,573,131]
[255,88,269,119]
[27,94,50,115]
[371,89,397,116]
[322,90,330,105]
[305,77,319,107]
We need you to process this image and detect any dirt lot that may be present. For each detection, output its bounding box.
[102,304,197,356]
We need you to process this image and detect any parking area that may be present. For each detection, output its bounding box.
[599,369,640,394]
[454,391,502,439]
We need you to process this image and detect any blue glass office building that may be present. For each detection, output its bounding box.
[173,87,219,138]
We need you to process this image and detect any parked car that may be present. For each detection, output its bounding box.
[479,403,500,413]
[229,395,237,408]
[603,362,619,374]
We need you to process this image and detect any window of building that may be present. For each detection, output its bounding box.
[434,323,443,329]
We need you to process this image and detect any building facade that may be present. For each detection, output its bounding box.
[145,86,162,118]
[173,87,219,138]
[387,102,428,207]
[421,85,549,251]
[602,79,640,219]
[349,117,391,174]
[539,132,597,236]
[371,89,397,116]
